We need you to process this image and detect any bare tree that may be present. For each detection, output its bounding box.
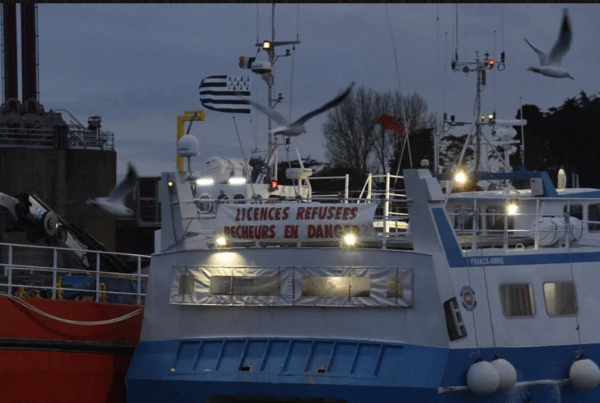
[323,85,436,177]
[323,86,379,177]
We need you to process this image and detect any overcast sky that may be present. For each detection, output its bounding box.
[33,3,600,177]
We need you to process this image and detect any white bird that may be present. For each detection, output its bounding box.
[85,162,138,217]
[525,8,574,79]
[246,82,355,136]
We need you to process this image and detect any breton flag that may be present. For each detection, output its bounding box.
[199,75,251,114]
[377,114,405,135]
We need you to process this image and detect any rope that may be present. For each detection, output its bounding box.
[2,294,143,326]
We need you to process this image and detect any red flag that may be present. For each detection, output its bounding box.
[377,114,405,135]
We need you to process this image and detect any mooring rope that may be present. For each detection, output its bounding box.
[2,294,143,326]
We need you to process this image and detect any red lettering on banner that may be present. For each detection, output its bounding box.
[350,207,358,220]
[342,207,350,220]
[253,208,259,221]
[327,206,336,220]
[308,225,316,238]
[282,207,290,220]
[260,208,268,220]
[268,225,276,238]
[296,207,305,220]
[311,207,319,220]
[334,208,342,220]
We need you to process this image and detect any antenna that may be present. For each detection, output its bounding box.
[445,45,509,177]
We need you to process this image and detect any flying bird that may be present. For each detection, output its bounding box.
[245,82,355,136]
[85,162,138,217]
[525,8,573,79]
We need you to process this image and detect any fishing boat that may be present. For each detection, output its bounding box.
[126,12,600,403]
[0,192,149,403]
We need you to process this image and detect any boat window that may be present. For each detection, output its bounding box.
[564,204,583,220]
[198,195,213,213]
[301,276,371,298]
[499,283,535,317]
[486,206,514,231]
[179,274,195,295]
[387,277,404,298]
[543,282,578,316]
[209,276,281,297]
[588,204,600,232]
[443,297,467,341]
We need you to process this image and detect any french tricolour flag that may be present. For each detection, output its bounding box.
[199,75,251,114]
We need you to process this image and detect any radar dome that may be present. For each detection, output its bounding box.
[178,134,200,157]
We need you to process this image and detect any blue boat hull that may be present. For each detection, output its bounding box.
[126,337,600,402]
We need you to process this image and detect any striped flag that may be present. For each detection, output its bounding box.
[199,75,251,114]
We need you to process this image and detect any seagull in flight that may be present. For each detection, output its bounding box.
[246,82,355,136]
[525,8,574,79]
[85,162,138,217]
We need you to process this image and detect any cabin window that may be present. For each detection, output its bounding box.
[443,297,467,341]
[564,204,583,220]
[500,283,535,317]
[387,277,404,298]
[543,282,578,316]
[301,276,371,298]
[179,274,195,295]
[588,204,600,232]
[209,276,281,297]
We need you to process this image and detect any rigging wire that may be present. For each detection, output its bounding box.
[455,4,458,60]
[443,32,448,172]
[384,4,413,171]
[501,4,505,51]
[493,30,497,114]
[435,4,440,173]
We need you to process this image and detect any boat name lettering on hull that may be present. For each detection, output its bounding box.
[470,257,504,266]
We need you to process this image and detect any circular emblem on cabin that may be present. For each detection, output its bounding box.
[460,286,477,311]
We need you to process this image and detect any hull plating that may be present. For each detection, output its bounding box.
[127,337,600,403]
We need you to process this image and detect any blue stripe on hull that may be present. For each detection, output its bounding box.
[126,338,600,403]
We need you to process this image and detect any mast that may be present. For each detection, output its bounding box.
[445,49,505,175]
[254,3,300,184]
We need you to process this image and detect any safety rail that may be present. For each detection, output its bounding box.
[0,242,149,304]
[67,125,114,150]
[445,197,600,251]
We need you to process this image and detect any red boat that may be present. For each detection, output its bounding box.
[0,241,148,403]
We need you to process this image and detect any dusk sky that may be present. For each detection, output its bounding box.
[33,4,600,177]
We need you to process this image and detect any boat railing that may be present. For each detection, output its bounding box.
[446,197,600,251]
[0,242,149,304]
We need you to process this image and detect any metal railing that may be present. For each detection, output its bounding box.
[446,197,600,251]
[0,242,149,304]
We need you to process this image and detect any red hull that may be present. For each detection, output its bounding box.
[0,297,143,403]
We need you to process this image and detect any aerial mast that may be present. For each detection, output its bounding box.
[252,3,300,184]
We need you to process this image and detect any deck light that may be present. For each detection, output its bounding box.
[343,233,357,247]
[507,201,519,216]
[454,171,468,185]
[216,235,229,247]
[262,40,271,50]
[228,177,246,185]
[167,181,174,188]
[197,178,215,186]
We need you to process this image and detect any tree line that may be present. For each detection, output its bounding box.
[265,86,600,191]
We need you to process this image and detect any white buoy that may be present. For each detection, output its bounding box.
[491,356,517,392]
[569,357,600,391]
[467,359,500,395]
